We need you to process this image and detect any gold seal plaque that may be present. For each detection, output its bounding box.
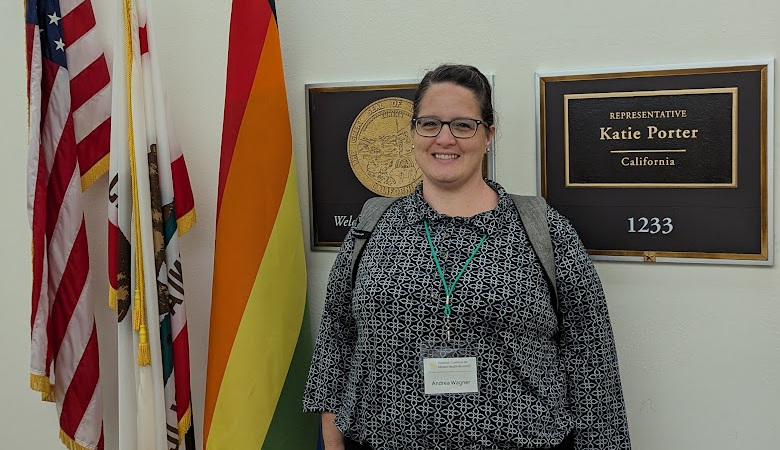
[347,97,421,197]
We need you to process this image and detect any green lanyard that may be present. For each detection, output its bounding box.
[424,220,487,341]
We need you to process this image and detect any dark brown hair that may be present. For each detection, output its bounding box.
[412,64,495,130]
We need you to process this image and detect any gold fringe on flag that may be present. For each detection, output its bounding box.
[42,388,56,403]
[30,373,51,394]
[176,209,197,236]
[108,286,118,312]
[80,153,110,192]
[60,429,95,450]
[178,404,192,442]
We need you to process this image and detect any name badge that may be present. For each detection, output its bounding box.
[423,357,479,395]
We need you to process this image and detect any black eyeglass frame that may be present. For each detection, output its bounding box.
[411,116,488,139]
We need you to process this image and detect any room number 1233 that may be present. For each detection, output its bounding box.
[628,217,673,234]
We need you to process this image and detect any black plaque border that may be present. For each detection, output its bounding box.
[536,62,773,264]
[306,79,496,250]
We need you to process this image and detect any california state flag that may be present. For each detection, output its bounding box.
[108,0,196,448]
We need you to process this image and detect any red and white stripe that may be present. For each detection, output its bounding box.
[27,0,110,448]
[61,0,112,188]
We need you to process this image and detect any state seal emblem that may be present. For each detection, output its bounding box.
[347,97,421,197]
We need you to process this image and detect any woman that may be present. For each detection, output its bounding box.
[304,64,631,450]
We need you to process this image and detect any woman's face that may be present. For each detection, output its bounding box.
[412,82,495,191]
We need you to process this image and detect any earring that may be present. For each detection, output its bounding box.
[412,144,415,149]
[485,148,490,153]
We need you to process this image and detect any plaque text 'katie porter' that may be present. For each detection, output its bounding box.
[564,88,737,188]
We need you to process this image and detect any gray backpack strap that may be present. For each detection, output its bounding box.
[509,194,558,314]
[350,196,398,285]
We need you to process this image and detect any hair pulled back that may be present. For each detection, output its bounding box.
[412,64,495,129]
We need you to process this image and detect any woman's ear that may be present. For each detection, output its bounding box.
[486,124,496,148]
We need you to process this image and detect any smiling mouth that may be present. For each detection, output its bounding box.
[433,154,459,160]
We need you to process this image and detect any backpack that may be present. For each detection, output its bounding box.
[348,195,559,317]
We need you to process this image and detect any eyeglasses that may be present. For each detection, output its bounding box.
[412,117,486,139]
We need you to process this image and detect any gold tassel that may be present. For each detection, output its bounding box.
[137,341,151,366]
[137,323,151,366]
[108,287,118,312]
[132,288,142,331]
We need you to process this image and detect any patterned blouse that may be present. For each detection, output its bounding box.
[303,180,631,450]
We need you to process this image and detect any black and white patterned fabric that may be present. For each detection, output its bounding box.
[304,180,631,450]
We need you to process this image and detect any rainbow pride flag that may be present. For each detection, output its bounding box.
[204,1,319,448]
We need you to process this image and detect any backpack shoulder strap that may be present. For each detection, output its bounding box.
[350,196,398,285]
[508,194,558,314]
[349,194,559,320]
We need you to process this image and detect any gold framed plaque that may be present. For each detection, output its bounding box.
[536,61,774,265]
[307,79,495,250]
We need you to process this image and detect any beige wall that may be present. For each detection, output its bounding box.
[2,1,779,449]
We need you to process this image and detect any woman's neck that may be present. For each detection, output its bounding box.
[422,179,499,217]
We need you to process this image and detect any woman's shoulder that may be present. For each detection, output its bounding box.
[544,204,578,236]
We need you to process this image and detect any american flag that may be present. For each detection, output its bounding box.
[26,0,111,447]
